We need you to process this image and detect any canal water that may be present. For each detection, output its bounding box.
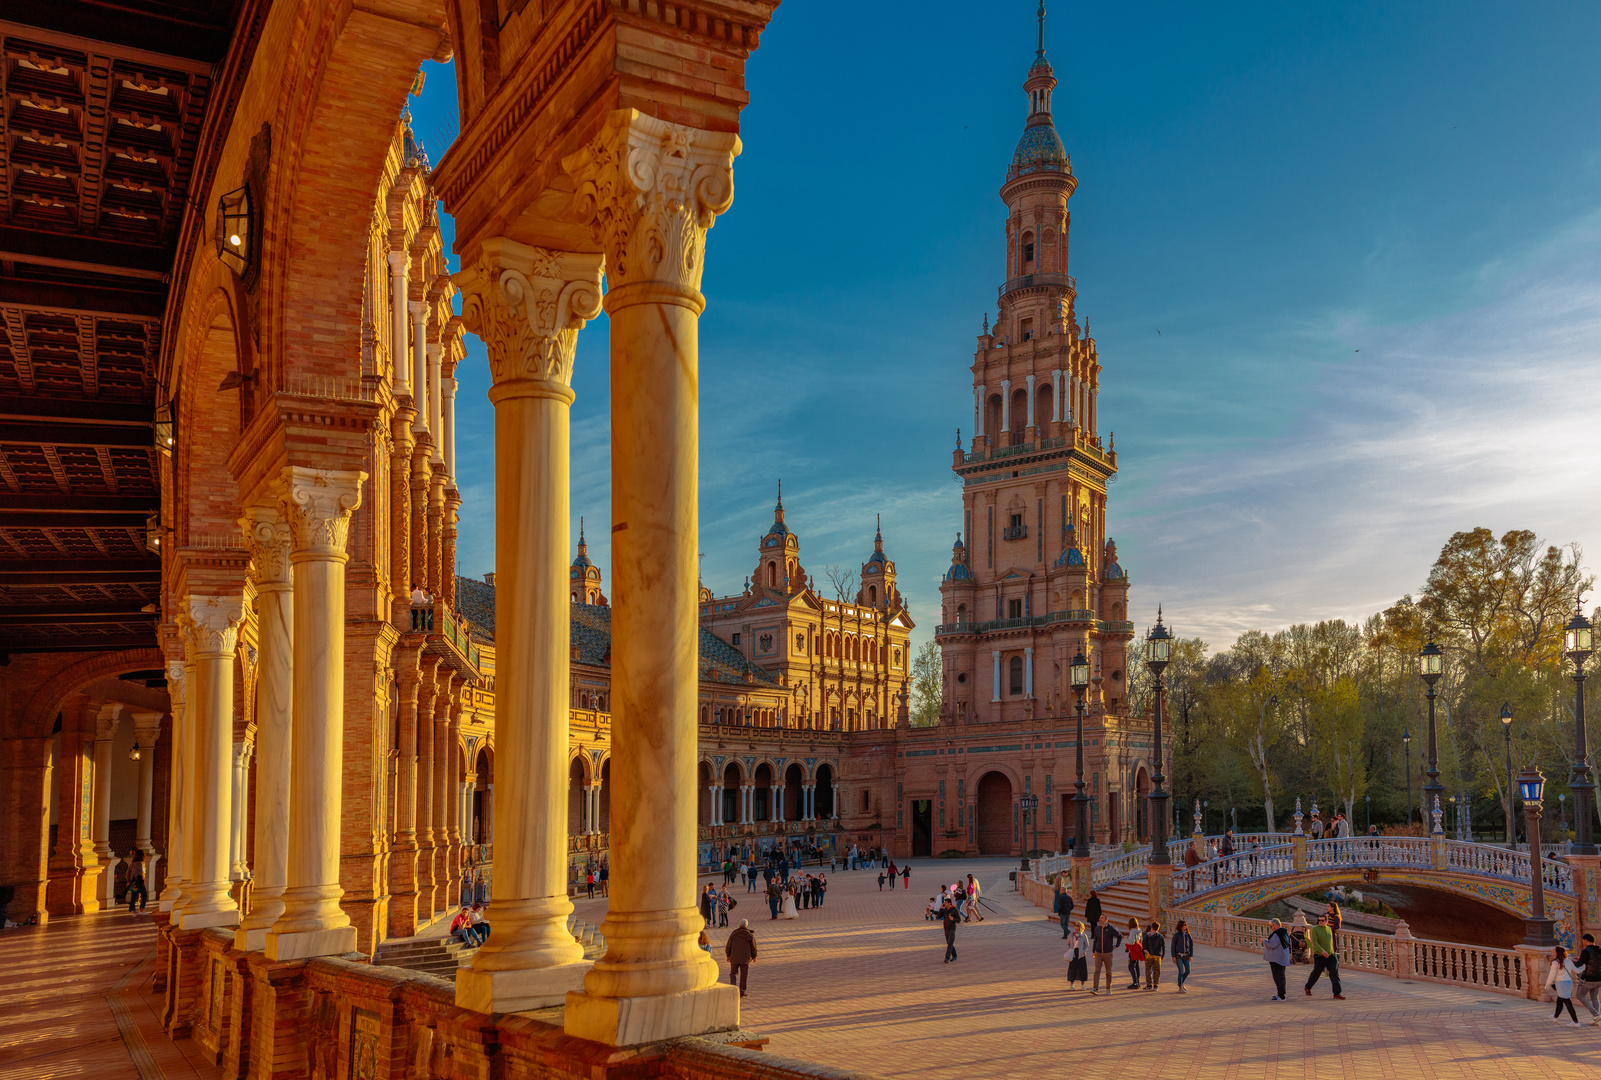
[1245,884,1524,949]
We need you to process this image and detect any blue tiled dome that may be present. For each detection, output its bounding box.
[1010,120,1069,179]
[1104,560,1125,580]
[1055,546,1085,568]
[944,563,972,582]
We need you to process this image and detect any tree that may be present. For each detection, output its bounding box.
[822,564,857,602]
[909,640,942,727]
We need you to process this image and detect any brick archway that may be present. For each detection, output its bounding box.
[975,771,1014,855]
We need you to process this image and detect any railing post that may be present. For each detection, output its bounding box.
[1146,863,1172,924]
[1392,920,1413,980]
[1514,942,1548,1000]
[1431,833,1448,871]
[1292,833,1308,873]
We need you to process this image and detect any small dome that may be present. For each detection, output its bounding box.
[1029,55,1053,78]
[944,563,972,582]
[1104,561,1125,580]
[1056,546,1085,568]
[1010,120,1069,179]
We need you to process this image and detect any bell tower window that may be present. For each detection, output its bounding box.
[1022,230,1035,269]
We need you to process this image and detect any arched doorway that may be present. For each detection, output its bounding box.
[814,764,835,819]
[753,763,773,821]
[912,799,932,856]
[568,758,587,835]
[975,772,1013,855]
[472,747,492,844]
[783,763,804,820]
[723,762,742,824]
[698,761,714,825]
[598,759,610,833]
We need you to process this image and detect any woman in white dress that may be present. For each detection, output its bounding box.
[780,882,799,919]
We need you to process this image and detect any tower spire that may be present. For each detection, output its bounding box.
[875,513,883,551]
[774,479,784,523]
[578,516,587,555]
[1037,0,1046,58]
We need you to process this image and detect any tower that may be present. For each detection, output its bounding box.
[856,515,900,610]
[571,518,606,605]
[938,3,1134,724]
[754,481,805,594]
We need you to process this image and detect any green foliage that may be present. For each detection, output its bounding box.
[1170,526,1596,838]
[910,639,943,727]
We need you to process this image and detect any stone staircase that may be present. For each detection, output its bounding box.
[373,916,608,982]
[1092,876,1152,927]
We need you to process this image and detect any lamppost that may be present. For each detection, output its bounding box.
[1519,764,1557,947]
[1070,646,1091,857]
[1560,793,1567,846]
[1501,703,1515,848]
[1020,793,1040,860]
[1144,609,1173,866]
[1202,799,1209,835]
[1365,794,1370,832]
[1418,642,1444,832]
[1402,730,1413,827]
[1565,601,1595,856]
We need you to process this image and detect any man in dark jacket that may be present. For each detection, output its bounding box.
[1053,884,1075,938]
[1084,889,1102,930]
[725,919,757,996]
[941,898,960,963]
[766,878,783,920]
[1089,913,1123,995]
[1141,921,1166,989]
[1576,933,1601,1023]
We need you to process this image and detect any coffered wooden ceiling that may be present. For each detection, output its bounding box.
[0,0,243,654]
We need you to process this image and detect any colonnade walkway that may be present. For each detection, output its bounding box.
[687,856,1598,1079]
[7,864,1600,1079]
[0,910,220,1080]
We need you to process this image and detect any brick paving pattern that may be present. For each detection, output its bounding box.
[0,910,221,1080]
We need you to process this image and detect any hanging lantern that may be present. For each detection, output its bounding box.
[215,184,253,275]
[129,742,142,761]
[154,400,174,455]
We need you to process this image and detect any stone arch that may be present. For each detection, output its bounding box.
[975,770,1014,855]
[176,289,246,544]
[986,393,1003,434]
[20,648,167,740]
[782,762,805,820]
[1009,387,1028,436]
[813,762,835,819]
[1036,380,1053,425]
[567,756,588,836]
[955,602,967,623]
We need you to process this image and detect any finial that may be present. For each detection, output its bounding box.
[578,515,586,552]
[875,513,883,547]
[1156,604,1163,626]
[774,479,784,522]
[1037,0,1047,58]
[1110,430,1115,451]
[982,313,989,333]
[955,427,961,447]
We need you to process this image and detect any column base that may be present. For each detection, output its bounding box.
[178,907,240,931]
[564,983,740,1047]
[455,960,592,1014]
[235,925,268,952]
[264,925,357,960]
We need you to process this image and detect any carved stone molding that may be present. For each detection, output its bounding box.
[565,110,740,301]
[241,504,293,589]
[130,709,165,744]
[177,594,246,658]
[280,466,366,556]
[95,702,124,741]
[456,239,604,391]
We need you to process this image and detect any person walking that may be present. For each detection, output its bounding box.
[1171,919,1194,993]
[1053,881,1075,938]
[1324,900,1343,951]
[902,864,911,890]
[877,870,887,891]
[1575,933,1601,1024]
[598,862,609,897]
[1263,918,1292,1000]
[700,884,716,928]
[941,896,960,963]
[725,919,757,997]
[1305,913,1345,999]
[1064,921,1090,990]
[1124,919,1146,989]
[1089,913,1123,995]
[766,877,783,920]
[586,868,596,899]
[966,873,984,922]
[1141,920,1165,990]
[125,849,147,914]
[1084,888,1102,931]
[1548,945,1583,1026]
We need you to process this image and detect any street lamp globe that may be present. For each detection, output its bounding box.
[1500,704,1513,727]
[1070,648,1090,692]
[1565,606,1594,662]
[1418,641,1443,684]
[1520,767,1545,806]
[1403,730,1411,745]
[1144,608,1172,673]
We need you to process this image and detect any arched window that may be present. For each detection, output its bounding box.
[956,603,967,624]
[1022,229,1035,269]
[1009,655,1025,695]
[868,584,877,605]
[767,561,777,587]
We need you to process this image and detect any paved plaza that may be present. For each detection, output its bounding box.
[7,861,1601,1079]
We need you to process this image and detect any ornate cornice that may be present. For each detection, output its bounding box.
[456,239,604,392]
[564,111,739,302]
[280,466,366,557]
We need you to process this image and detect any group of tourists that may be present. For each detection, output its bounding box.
[846,844,891,871]
[927,875,984,923]
[878,861,911,890]
[1056,912,1194,994]
[1262,905,1345,1000]
[1545,933,1601,1025]
[582,863,609,898]
[448,903,491,947]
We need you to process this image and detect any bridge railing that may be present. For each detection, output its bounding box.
[1171,845,1295,898]
[1307,836,1434,869]
[1444,839,1574,894]
[1177,910,1527,998]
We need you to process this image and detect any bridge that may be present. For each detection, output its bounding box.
[1027,833,1582,946]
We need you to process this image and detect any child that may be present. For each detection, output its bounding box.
[926,897,938,921]
[1124,918,1145,989]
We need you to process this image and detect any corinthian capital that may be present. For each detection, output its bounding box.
[241,504,293,589]
[177,594,245,658]
[280,466,366,556]
[563,109,741,299]
[456,239,604,390]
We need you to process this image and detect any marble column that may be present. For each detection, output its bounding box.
[176,596,243,929]
[588,785,602,835]
[389,655,422,937]
[130,710,163,887]
[1000,379,1011,434]
[391,401,417,618]
[415,657,440,919]
[1025,373,1036,431]
[427,342,445,464]
[772,785,782,823]
[992,651,1002,703]
[238,505,292,950]
[432,679,453,915]
[446,710,464,910]
[265,466,365,960]
[92,703,122,904]
[707,785,719,826]
[159,664,186,910]
[974,385,985,439]
[409,301,430,435]
[443,491,460,608]
[389,250,411,395]
[229,739,252,882]
[46,696,99,915]
[443,376,458,475]
[453,238,602,1014]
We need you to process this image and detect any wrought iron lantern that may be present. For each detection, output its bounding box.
[215,184,253,275]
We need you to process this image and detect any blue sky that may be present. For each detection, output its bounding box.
[412,1,1601,653]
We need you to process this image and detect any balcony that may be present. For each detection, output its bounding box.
[999,272,1075,300]
[410,600,481,678]
[934,608,1102,637]
[1001,524,1027,541]
[962,436,1066,466]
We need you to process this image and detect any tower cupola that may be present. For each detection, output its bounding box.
[571,517,606,605]
[755,480,803,592]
